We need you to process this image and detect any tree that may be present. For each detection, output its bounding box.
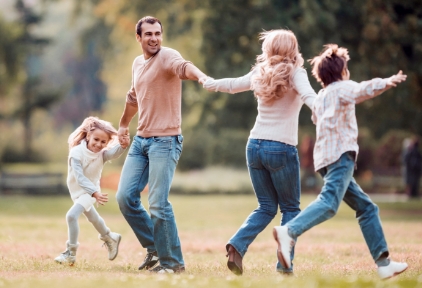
[8,0,60,161]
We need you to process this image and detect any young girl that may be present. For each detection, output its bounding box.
[55,116,129,265]
[273,44,408,279]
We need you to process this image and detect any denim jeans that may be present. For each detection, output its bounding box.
[287,152,389,261]
[227,139,301,273]
[116,135,184,269]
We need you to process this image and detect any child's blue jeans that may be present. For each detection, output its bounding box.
[287,151,389,261]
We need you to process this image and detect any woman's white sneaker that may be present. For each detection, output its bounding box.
[273,226,294,269]
[378,260,408,279]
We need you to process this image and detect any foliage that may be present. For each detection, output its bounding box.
[374,129,413,169]
[0,0,62,162]
[0,15,21,99]
[0,0,421,168]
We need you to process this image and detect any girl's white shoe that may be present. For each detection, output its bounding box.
[377,260,408,279]
[99,232,121,260]
[55,241,79,265]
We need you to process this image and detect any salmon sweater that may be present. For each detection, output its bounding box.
[126,47,192,137]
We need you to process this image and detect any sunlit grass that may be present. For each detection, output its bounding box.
[0,193,421,287]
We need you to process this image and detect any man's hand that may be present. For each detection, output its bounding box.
[387,70,407,87]
[92,192,108,206]
[118,127,130,148]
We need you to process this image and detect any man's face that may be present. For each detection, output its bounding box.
[137,22,162,59]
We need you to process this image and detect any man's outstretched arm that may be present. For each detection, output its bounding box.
[185,63,208,84]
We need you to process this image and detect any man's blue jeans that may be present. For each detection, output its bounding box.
[287,152,389,261]
[227,139,301,273]
[116,135,184,269]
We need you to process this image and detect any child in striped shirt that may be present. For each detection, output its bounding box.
[273,44,408,279]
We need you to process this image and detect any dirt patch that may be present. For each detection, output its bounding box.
[100,172,148,193]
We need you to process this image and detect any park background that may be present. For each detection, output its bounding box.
[0,0,421,287]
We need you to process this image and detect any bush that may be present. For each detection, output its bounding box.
[210,129,249,168]
[355,127,376,176]
[1,145,47,163]
[178,129,214,171]
[374,129,413,169]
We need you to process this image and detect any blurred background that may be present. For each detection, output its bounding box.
[0,0,421,196]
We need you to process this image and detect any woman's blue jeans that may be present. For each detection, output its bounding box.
[227,139,301,273]
[286,152,389,261]
[116,135,184,269]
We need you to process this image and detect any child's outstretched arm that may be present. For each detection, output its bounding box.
[92,191,108,206]
[351,70,407,104]
[103,139,130,163]
[386,70,407,88]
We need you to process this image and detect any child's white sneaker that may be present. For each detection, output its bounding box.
[99,232,121,260]
[55,241,79,265]
[378,260,408,279]
[273,226,295,269]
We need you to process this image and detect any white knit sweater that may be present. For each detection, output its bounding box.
[67,140,104,201]
[204,67,316,146]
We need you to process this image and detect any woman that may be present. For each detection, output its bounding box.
[203,29,316,275]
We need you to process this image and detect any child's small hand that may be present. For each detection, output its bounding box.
[92,192,108,206]
[203,77,217,92]
[198,76,208,85]
[387,70,407,87]
[118,127,130,148]
[120,135,130,149]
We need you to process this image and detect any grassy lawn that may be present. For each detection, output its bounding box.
[0,193,421,287]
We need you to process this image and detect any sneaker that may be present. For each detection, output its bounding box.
[99,232,121,260]
[273,226,295,269]
[138,251,159,270]
[54,249,76,265]
[149,265,185,274]
[378,260,408,279]
[54,241,78,266]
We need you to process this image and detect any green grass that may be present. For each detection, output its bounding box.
[0,193,421,288]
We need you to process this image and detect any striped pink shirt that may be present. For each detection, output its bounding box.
[312,78,390,172]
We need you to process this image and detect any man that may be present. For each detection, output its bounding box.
[116,16,207,274]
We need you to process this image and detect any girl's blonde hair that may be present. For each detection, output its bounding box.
[251,29,304,104]
[309,44,350,87]
[68,116,118,150]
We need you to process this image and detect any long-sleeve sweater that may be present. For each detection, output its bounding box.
[126,47,192,137]
[204,68,317,146]
[67,141,126,200]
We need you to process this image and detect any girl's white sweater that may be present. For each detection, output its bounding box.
[66,140,104,201]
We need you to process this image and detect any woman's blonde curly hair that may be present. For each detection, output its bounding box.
[251,29,304,104]
[68,116,118,150]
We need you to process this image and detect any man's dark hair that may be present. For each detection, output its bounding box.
[136,16,163,36]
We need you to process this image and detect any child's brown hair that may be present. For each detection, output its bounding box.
[309,44,350,87]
